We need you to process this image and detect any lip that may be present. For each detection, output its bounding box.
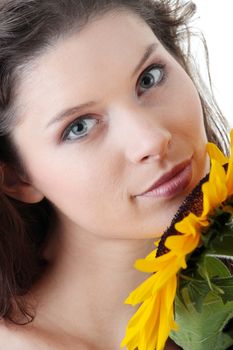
[137,159,193,199]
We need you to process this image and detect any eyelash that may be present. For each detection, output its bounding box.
[61,62,167,142]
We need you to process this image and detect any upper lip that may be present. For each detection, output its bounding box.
[137,159,192,196]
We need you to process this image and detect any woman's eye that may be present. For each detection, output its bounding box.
[138,64,165,94]
[62,117,98,141]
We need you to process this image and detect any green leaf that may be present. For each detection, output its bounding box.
[203,219,233,259]
[182,278,211,313]
[213,277,233,304]
[206,233,233,259]
[180,257,231,312]
[170,289,233,350]
[201,210,233,250]
[196,256,231,298]
[200,256,231,279]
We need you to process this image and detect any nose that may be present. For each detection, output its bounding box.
[113,106,172,164]
[129,126,171,164]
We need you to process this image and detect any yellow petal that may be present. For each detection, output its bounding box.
[226,149,233,195]
[135,251,176,273]
[226,160,233,195]
[138,296,160,350]
[125,273,158,305]
[230,128,233,146]
[225,129,233,194]
[206,142,228,165]
[175,213,201,235]
[143,299,160,350]
[165,235,187,253]
[165,232,200,256]
[156,277,178,350]
[151,263,180,294]
[209,159,227,191]
[145,249,157,261]
[121,295,159,349]
[202,159,228,216]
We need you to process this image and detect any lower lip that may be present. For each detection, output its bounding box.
[138,163,192,199]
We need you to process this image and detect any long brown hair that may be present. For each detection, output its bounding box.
[0,0,229,324]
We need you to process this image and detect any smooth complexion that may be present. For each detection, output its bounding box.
[3,10,209,350]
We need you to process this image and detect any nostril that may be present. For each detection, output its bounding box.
[141,153,162,162]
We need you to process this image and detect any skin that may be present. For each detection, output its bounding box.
[1,9,209,350]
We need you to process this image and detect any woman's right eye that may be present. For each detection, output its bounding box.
[62,117,99,142]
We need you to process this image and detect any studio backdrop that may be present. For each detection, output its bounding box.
[194,0,233,126]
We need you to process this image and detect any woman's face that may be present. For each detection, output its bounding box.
[12,10,209,239]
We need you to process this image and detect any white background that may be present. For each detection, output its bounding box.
[193,1,233,126]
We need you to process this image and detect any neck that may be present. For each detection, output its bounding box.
[32,222,156,348]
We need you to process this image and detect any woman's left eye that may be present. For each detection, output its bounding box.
[61,117,99,142]
[137,64,165,94]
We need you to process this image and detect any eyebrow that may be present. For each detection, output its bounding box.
[131,42,158,78]
[46,42,158,129]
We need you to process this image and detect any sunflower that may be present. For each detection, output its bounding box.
[121,130,233,350]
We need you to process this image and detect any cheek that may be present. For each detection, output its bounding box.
[165,68,209,175]
[29,151,122,216]
[170,70,207,140]
[186,90,208,145]
[36,164,131,237]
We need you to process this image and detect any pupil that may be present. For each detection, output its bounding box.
[74,122,84,133]
[142,74,154,88]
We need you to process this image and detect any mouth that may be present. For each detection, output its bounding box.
[136,159,193,199]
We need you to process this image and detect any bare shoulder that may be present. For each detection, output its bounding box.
[0,320,45,350]
[0,320,93,350]
[0,320,27,350]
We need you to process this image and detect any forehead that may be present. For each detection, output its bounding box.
[20,10,159,85]
[16,10,163,127]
